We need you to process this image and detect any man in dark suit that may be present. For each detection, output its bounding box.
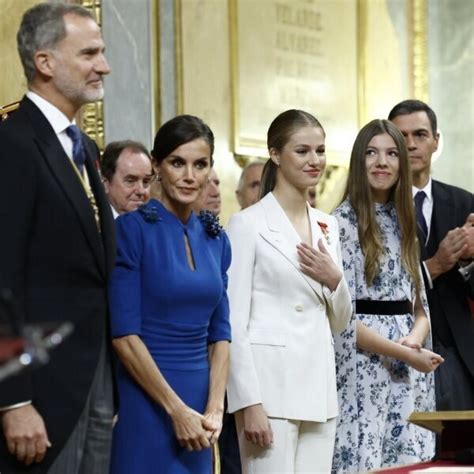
[100,140,154,218]
[0,3,115,473]
[389,100,474,409]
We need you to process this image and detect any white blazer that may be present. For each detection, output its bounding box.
[226,192,351,422]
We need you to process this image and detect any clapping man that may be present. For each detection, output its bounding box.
[389,100,474,409]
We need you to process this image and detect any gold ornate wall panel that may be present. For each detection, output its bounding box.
[178,0,238,223]
[0,0,37,107]
[230,0,359,167]
[79,0,105,150]
[356,0,368,128]
[357,0,409,124]
[174,0,184,115]
[356,0,428,121]
[409,0,429,103]
[172,0,430,215]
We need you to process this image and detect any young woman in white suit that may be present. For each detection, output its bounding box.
[226,109,352,473]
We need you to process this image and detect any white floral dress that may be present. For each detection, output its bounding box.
[331,200,435,473]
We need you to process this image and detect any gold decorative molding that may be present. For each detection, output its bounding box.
[356,0,368,127]
[409,0,429,102]
[174,0,184,115]
[228,0,241,159]
[79,0,105,150]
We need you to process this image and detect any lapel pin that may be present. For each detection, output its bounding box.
[317,221,331,245]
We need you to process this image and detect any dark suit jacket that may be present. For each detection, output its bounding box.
[0,97,115,473]
[421,179,474,377]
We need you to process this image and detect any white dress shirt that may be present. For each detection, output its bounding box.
[111,204,119,220]
[27,91,76,160]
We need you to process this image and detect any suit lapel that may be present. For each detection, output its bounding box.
[428,180,455,256]
[258,193,325,301]
[309,208,329,255]
[24,98,106,277]
[83,138,116,274]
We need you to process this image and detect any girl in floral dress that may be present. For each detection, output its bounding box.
[331,119,444,473]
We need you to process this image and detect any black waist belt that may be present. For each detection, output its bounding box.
[355,299,412,315]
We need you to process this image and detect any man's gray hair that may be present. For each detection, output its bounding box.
[237,161,264,192]
[17,3,93,83]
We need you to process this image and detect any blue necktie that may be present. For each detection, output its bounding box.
[66,125,86,175]
[414,191,428,241]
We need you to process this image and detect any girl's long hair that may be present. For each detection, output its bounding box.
[342,119,421,294]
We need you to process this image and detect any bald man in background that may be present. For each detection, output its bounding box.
[236,161,264,210]
[194,168,221,215]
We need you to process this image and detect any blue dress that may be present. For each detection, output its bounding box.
[109,199,231,474]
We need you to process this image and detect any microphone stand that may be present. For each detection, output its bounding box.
[0,289,74,382]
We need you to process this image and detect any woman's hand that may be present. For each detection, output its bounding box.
[170,404,211,451]
[398,333,423,349]
[404,347,444,373]
[241,404,273,448]
[297,240,342,291]
[202,409,223,445]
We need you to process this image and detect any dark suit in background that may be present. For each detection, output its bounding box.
[389,99,474,411]
[421,180,474,409]
[0,96,115,473]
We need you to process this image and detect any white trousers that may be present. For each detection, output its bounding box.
[235,414,336,474]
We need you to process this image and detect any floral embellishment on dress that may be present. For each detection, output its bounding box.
[198,210,222,238]
[138,204,161,223]
[317,220,331,245]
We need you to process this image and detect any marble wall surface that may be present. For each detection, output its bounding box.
[102,0,158,149]
[428,0,474,192]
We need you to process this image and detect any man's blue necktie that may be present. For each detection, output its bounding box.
[414,190,428,242]
[66,125,86,176]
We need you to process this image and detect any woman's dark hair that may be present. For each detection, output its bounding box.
[260,109,325,198]
[151,115,214,164]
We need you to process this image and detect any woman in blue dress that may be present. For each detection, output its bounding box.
[109,115,231,473]
[331,119,444,472]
